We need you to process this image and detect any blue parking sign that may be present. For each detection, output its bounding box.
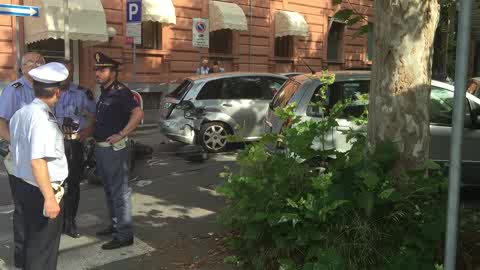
[126,0,142,23]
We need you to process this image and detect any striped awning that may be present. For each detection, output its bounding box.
[24,0,108,44]
[143,0,176,25]
[209,1,248,32]
[275,10,309,38]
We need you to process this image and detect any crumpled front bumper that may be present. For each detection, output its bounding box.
[159,119,197,145]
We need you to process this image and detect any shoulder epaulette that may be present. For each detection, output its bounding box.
[11,82,22,89]
[115,81,130,91]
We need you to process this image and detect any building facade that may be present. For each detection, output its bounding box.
[0,0,374,91]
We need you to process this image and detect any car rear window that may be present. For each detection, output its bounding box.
[271,80,301,109]
[167,80,193,99]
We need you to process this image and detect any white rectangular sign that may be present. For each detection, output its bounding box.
[126,22,141,44]
[192,18,209,48]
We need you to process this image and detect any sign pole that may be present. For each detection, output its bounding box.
[444,0,472,269]
[15,16,21,77]
[199,48,201,73]
[64,0,70,60]
[133,43,136,83]
[126,0,141,84]
[192,18,209,72]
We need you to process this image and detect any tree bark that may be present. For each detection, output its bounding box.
[367,0,440,171]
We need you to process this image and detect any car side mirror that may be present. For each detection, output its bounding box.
[177,100,195,111]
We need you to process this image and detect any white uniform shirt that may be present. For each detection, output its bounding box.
[9,98,68,186]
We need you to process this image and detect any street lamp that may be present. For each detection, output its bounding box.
[64,0,70,60]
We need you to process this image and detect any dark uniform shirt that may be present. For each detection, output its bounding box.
[94,80,138,141]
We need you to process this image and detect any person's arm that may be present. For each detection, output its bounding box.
[106,107,144,144]
[30,114,62,219]
[0,86,17,142]
[0,118,10,142]
[31,158,60,219]
[79,94,97,142]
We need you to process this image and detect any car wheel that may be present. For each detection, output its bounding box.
[199,122,230,153]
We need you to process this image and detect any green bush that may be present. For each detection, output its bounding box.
[218,74,447,270]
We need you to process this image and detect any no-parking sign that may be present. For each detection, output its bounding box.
[192,18,209,48]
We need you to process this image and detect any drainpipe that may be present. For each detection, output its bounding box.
[249,0,253,71]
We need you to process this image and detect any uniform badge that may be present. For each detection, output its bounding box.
[95,53,100,64]
[11,82,22,89]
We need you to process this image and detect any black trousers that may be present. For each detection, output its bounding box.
[13,176,63,270]
[64,140,84,226]
[8,173,24,268]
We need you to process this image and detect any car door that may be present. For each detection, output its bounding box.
[429,86,480,184]
[329,80,370,152]
[219,76,278,139]
[195,77,264,139]
[249,76,287,137]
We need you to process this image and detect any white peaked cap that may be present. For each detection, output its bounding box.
[28,62,69,84]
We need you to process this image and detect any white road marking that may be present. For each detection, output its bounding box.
[59,236,155,270]
[136,180,152,187]
[0,205,13,215]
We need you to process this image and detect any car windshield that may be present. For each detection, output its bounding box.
[167,80,193,99]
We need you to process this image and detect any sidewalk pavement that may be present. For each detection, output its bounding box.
[0,132,238,270]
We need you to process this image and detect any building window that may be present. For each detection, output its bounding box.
[327,21,345,61]
[367,23,373,61]
[140,21,162,50]
[209,29,233,54]
[275,36,294,57]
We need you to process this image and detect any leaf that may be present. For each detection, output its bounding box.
[287,198,299,208]
[425,159,441,170]
[352,24,371,39]
[357,170,380,190]
[224,256,240,265]
[332,0,343,5]
[379,188,395,200]
[333,9,353,22]
[279,258,296,270]
[357,191,374,217]
[347,15,364,26]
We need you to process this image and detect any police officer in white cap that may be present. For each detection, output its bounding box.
[9,62,69,270]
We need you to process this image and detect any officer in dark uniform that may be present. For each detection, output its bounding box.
[54,60,96,238]
[93,52,144,250]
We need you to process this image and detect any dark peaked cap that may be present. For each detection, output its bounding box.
[94,52,121,68]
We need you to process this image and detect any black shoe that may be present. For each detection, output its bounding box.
[96,226,117,236]
[64,226,81,238]
[101,238,134,250]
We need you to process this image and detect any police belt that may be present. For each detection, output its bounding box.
[97,137,128,148]
[64,132,81,141]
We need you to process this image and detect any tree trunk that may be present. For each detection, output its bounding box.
[367,0,440,172]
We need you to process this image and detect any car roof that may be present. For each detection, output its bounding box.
[289,70,371,83]
[187,72,288,82]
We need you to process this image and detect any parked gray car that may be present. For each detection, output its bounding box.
[265,71,480,185]
[159,72,288,152]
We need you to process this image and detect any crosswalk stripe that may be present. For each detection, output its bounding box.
[57,236,155,270]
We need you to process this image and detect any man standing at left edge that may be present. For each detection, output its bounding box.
[9,62,69,270]
[0,52,45,269]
